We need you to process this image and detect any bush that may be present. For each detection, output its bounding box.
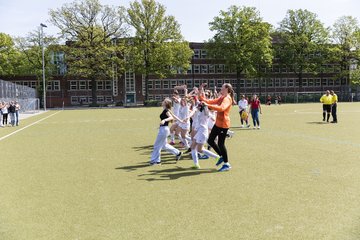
[144,100,160,107]
[115,101,123,106]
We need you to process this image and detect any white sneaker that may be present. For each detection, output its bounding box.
[253,126,256,129]
[240,125,244,128]
[257,126,261,129]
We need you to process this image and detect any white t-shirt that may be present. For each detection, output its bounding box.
[238,99,248,112]
[173,97,181,117]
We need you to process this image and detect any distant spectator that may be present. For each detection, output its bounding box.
[266,95,271,105]
[249,94,262,129]
[8,101,16,127]
[330,90,338,123]
[277,95,282,105]
[1,102,9,126]
[15,101,20,126]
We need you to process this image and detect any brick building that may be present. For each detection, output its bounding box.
[1,42,351,107]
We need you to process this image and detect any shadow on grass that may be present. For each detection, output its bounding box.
[231,126,255,131]
[306,121,330,125]
[138,166,217,181]
[132,145,153,151]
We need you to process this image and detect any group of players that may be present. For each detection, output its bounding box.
[320,90,338,123]
[150,83,234,172]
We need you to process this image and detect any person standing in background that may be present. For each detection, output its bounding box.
[320,90,332,123]
[15,101,21,126]
[330,90,338,123]
[248,95,262,129]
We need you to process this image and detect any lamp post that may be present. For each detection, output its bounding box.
[40,23,47,111]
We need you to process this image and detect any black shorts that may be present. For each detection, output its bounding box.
[323,104,331,113]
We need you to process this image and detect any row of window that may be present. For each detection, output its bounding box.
[148,78,347,90]
[186,64,343,74]
[70,95,113,104]
[69,80,113,91]
[14,80,61,91]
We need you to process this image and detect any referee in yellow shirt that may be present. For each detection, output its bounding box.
[330,90,338,123]
[320,90,332,122]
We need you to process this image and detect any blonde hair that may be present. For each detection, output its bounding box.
[163,98,172,109]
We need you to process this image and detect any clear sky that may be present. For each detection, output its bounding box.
[0,0,359,42]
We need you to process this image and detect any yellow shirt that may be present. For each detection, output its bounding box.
[332,94,338,104]
[320,94,333,105]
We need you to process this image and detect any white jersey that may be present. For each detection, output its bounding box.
[238,99,248,112]
[207,110,216,129]
[192,108,200,131]
[173,97,181,117]
[194,109,209,144]
[178,104,190,130]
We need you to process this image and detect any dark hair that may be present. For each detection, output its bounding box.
[223,83,236,104]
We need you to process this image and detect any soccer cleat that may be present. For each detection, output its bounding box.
[199,155,209,160]
[191,164,201,169]
[240,125,244,128]
[215,156,224,166]
[218,164,231,172]
[257,126,261,129]
[227,130,234,138]
[184,148,191,154]
[150,161,161,166]
[176,152,182,161]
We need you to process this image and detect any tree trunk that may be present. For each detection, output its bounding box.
[91,77,97,107]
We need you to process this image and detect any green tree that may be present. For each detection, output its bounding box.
[0,33,20,76]
[49,0,128,106]
[207,6,273,100]
[331,16,360,87]
[277,9,329,90]
[126,0,193,102]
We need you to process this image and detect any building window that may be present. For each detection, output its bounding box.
[216,79,223,88]
[209,79,215,88]
[193,49,200,59]
[155,95,162,101]
[97,96,104,103]
[125,71,135,92]
[302,79,308,87]
[30,81,37,89]
[97,81,104,90]
[187,65,192,74]
[208,65,215,74]
[194,65,200,74]
[186,80,193,88]
[295,79,299,87]
[171,80,177,89]
[308,79,314,87]
[281,79,287,87]
[71,96,78,104]
[216,65,224,73]
[70,81,77,90]
[288,79,294,87]
[201,65,208,74]
[155,80,161,89]
[239,79,245,88]
[148,80,153,90]
[321,79,327,86]
[275,79,280,87]
[315,78,321,86]
[200,49,207,59]
[105,81,112,90]
[105,96,113,102]
[163,80,169,89]
[79,96,87,104]
[268,79,274,87]
[245,80,252,88]
[253,79,259,88]
[53,81,60,91]
[79,80,87,90]
[47,81,52,91]
[23,81,29,87]
[88,80,92,90]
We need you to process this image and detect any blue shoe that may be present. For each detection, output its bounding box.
[218,164,231,172]
[199,155,209,160]
[215,157,224,166]
[150,161,161,166]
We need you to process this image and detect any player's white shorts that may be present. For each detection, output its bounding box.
[194,128,208,144]
[179,122,190,130]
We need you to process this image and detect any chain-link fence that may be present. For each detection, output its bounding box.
[0,79,40,113]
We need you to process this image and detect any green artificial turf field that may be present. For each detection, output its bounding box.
[0,103,359,240]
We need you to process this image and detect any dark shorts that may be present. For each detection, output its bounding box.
[323,104,331,113]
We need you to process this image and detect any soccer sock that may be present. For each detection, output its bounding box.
[202,149,219,159]
[327,113,330,121]
[323,112,326,120]
[170,133,175,142]
[191,149,199,165]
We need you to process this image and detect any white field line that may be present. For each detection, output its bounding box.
[0,111,60,142]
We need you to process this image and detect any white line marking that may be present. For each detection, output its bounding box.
[0,111,60,142]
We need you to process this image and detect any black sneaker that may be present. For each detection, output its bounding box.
[176,152,182,161]
[184,148,191,154]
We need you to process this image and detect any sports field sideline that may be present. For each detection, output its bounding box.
[0,103,359,240]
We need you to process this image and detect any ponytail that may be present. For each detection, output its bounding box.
[224,83,236,105]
